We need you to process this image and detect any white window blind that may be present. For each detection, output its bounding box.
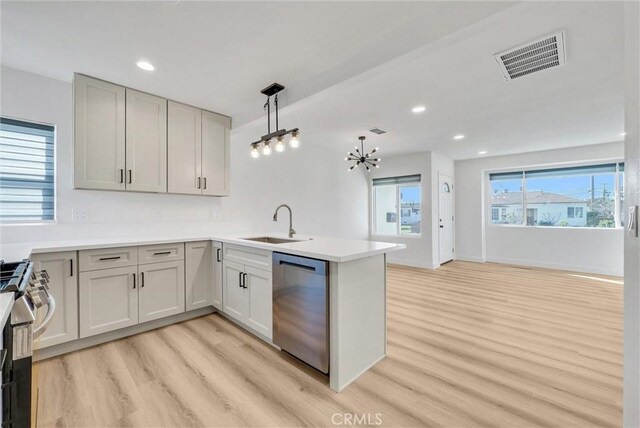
[0,117,55,222]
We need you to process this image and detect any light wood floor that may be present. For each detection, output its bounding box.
[33,261,623,427]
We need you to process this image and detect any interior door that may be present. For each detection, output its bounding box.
[125,89,167,193]
[138,261,185,323]
[439,174,454,265]
[167,101,202,195]
[201,111,230,196]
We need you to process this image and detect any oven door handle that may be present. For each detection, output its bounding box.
[33,293,56,338]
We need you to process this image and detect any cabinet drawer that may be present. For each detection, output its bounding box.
[138,242,184,265]
[223,244,272,271]
[79,246,137,272]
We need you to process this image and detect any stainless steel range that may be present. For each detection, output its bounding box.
[0,259,54,427]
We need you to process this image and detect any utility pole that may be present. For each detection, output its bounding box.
[591,175,595,203]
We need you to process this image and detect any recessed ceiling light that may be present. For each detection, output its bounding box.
[136,60,155,71]
[478,150,487,155]
[411,106,426,113]
[620,132,627,137]
[453,134,465,140]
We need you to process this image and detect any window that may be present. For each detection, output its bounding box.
[373,175,421,235]
[489,162,624,228]
[0,117,55,222]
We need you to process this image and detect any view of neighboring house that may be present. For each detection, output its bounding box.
[491,190,589,227]
[401,202,421,233]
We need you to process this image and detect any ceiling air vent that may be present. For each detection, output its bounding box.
[369,127,387,135]
[494,31,566,81]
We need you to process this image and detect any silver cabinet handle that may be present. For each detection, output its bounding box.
[153,251,171,256]
[99,256,121,261]
[216,248,222,263]
[120,169,124,184]
[141,272,145,288]
[69,259,73,277]
[243,273,248,288]
[238,272,243,288]
[128,170,132,184]
[203,177,207,190]
[132,273,136,289]
[197,177,201,189]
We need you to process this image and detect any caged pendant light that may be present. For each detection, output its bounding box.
[345,136,380,172]
[249,83,300,158]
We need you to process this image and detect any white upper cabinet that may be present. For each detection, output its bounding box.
[74,74,126,190]
[201,111,231,196]
[168,101,202,195]
[125,89,167,193]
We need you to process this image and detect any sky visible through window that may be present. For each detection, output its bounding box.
[492,174,616,199]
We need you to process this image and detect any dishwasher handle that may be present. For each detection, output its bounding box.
[273,252,327,276]
[278,260,316,272]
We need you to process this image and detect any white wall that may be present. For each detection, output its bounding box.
[221,129,369,240]
[369,151,453,269]
[0,66,369,249]
[455,142,624,276]
[623,0,640,425]
[0,66,238,246]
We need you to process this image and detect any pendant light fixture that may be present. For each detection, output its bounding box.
[345,136,380,172]
[249,83,300,158]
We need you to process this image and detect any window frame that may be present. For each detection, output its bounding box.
[372,176,422,237]
[487,160,624,230]
[0,116,57,225]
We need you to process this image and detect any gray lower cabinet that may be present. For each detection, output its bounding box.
[185,240,223,311]
[185,241,212,311]
[79,266,138,338]
[138,260,185,323]
[31,251,78,349]
[222,259,272,339]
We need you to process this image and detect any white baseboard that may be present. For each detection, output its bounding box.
[454,255,484,263]
[486,256,622,277]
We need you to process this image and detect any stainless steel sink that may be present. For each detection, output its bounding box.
[240,236,304,244]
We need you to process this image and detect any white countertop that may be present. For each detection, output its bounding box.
[0,293,14,329]
[1,233,405,263]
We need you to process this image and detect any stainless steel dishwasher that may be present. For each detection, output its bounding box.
[273,252,329,374]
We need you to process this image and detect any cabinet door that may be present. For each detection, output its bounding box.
[212,241,223,310]
[222,260,247,322]
[201,111,230,196]
[79,266,138,338]
[32,251,78,349]
[245,266,273,339]
[125,89,167,193]
[168,101,202,195]
[185,241,212,311]
[138,261,185,323]
[74,74,126,190]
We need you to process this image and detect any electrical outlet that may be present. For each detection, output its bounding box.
[72,208,89,223]
[153,210,163,221]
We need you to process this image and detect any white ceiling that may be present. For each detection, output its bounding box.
[1,1,626,160]
[0,0,514,126]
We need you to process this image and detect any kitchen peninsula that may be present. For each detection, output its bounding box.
[0,234,404,392]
